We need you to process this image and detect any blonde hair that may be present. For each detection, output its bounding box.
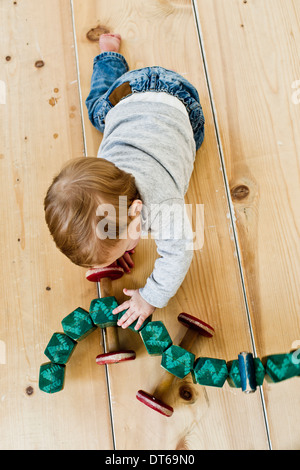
[44,157,140,267]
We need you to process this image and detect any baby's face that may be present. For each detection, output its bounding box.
[93,213,141,269]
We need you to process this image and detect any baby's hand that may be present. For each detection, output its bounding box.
[116,250,135,273]
[112,288,155,330]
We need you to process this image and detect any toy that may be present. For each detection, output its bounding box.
[192,357,228,387]
[227,356,265,389]
[44,332,77,365]
[39,362,65,394]
[61,307,96,341]
[90,296,119,328]
[238,351,257,393]
[39,308,97,394]
[39,264,134,393]
[161,345,195,379]
[136,313,214,417]
[136,390,174,417]
[86,262,124,282]
[86,265,136,365]
[140,321,172,356]
[40,260,300,413]
[265,352,300,383]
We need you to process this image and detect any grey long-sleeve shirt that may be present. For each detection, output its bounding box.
[98,93,196,308]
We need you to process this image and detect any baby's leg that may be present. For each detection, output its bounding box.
[99,33,121,53]
[85,33,129,132]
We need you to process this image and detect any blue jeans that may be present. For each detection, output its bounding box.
[86,52,205,150]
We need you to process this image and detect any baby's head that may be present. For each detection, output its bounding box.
[44,157,142,268]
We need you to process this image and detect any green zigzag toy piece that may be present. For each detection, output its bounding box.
[161,345,195,379]
[39,362,65,394]
[89,296,119,328]
[192,357,228,388]
[227,358,265,388]
[140,321,172,355]
[265,352,300,383]
[253,358,265,385]
[61,307,96,341]
[44,332,77,365]
[227,360,241,388]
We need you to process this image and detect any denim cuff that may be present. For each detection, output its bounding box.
[93,52,129,70]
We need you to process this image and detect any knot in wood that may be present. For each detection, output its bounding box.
[35,60,45,68]
[231,184,250,201]
[179,385,194,401]
[86,25,110,42]
[25,386,34,396]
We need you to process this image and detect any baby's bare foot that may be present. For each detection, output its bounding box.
[99,33,121,53]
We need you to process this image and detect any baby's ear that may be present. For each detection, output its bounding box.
[128,199,143,218]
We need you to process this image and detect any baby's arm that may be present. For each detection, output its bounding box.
[139,200,194,308]
[112,239,193,329]
[139,238,194,308]
[113,242,193,331]
[113,200,194,329]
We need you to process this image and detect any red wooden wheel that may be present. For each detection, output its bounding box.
[177,312,215,338]
[96,350,136,365]
[86,263,124,282]
[136,390,174,417]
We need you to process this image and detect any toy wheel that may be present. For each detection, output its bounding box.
[96,350,136,365]
[178,312,215,338]
[86,264,124,282]
[136,390,173,417]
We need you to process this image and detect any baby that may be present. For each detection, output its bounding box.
[44,34,205,330]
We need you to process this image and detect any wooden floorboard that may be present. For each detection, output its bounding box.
[196,0,300,449]
[3,0,297,450]
[73,0,269,449]
[0,0,112,450]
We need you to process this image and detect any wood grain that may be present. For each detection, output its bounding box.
[196,0,300,449]
[73,0,269,449]
[0,0,112,449]
[4,0,297,450]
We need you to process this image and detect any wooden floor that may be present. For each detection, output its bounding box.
[0,0,299,450]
